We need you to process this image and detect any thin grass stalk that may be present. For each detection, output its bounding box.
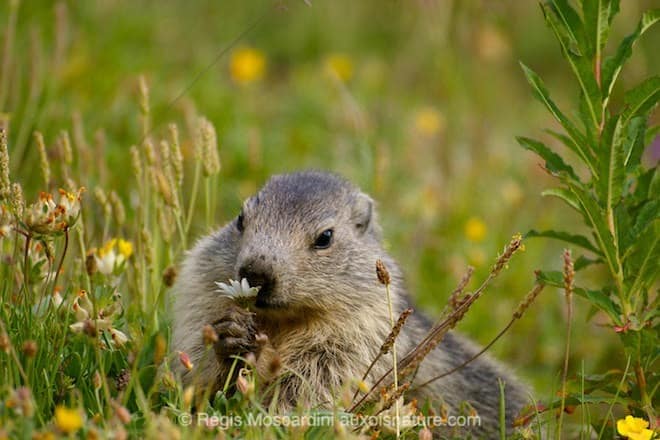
[557,249,574,439]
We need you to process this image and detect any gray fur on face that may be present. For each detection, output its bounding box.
[171,170,531,438]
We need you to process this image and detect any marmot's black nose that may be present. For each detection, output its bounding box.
[238,260,276,298]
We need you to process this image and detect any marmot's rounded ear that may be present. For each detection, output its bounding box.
[351,192,379,237]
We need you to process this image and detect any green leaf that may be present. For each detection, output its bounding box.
[596,114,625,218]
[570,185,621,278]
[541,187,582,212]
[519,62,587,149]
[574,254,602,271]
[621,75,660,127]
[526,229,602,255]
[543,3,603,130]
[545,129,597,175]
[550,0,587,54]
[583,0,619,57]
[574,287,622,324]
[535,270,564,287]
[633,199,659,237]
[517,136,580,181]
[602,9,660,102]
[626,219,660,298]
[623,116,647,170]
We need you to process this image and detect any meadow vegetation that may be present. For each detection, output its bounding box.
[0,1,658,438]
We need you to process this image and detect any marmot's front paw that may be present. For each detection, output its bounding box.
[212,306,258,363]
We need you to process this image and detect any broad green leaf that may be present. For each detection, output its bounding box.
[526,229,602,255]
[545,129,597,176]
[621,75,660,127]
[583,0,619,57]
[614,203,635,256]
[517,136,580,181]
[574,287,622,324]
[602,9,660,102]
[626,219,660,298]
[596,114,625,219]
[519,62,587,148]
[541,187,582,212]
[570,185,621,278]
[543,3,603,130]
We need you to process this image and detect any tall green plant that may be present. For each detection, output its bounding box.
[518,0,659,426]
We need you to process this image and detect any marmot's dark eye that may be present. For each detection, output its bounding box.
[314,229,333,249]
[236,212,245,232]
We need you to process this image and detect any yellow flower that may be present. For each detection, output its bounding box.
[616,415,654,440]
[230,47,266,85]
[54,405,83,434]
[413,107,445,137]
[464,217,487,242]
[324,53,354,82]
[117,239,133,258]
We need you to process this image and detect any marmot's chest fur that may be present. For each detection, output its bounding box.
[171,171,530,437]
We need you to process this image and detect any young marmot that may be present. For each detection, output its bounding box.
[171,171,530,436]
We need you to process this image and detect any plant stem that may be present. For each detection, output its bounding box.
[385,282,400,439]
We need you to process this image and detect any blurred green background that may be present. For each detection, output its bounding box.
[2,0,658,397]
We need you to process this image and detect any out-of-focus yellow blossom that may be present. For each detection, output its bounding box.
[94,238,133,275]
[616,416,654,440]
[464,217,487,242]
[230,47,266,85]
[324,53,354,82]
[54,406,83,434]
[24,188,84,235]
[414,107,445,137]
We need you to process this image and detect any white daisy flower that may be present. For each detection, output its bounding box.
[215,278,260,306]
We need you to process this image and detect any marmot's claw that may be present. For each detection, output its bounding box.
[212,310,258,362]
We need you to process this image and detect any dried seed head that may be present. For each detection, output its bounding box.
[85,252,97,276]
[143,139,156,167]
[10,182,24,217]
[0,331,10,353]
[376,259,391,285]
[112,400,131,425]
[108,191,126,226]
[94,186,111,217]
[513,281,545,319]
[141,228,153,266]
[154,334,166,365]
[157,207,175,243]
[179,351,193,371]
[59,130,73,164]
[168,123,183,186]
[34,131,51,188]
[92,370,102,390]
[22,340,37,358]
[162,265,177,287]
[0,127,9,200]
[202,324,218,346]
[491,233,523,276]
[199,117,220,176]
[138,75,150,116]
[380,308,413,355]
[130,146,143,182]
[116,369,131,392]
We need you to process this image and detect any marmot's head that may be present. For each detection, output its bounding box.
[231,171,385,315]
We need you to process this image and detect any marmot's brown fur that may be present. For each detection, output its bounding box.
[171,171,530,437]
